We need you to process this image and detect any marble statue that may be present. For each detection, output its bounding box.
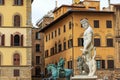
[79,18,96,76]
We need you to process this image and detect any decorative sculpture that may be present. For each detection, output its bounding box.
[47,58,73,80]
[77,18,96,76]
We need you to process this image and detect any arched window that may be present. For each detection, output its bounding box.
[13,53,20,66]
[14,15,20,27]
[14,35,20,46]
[14,0,23,5]
[11,34,23,46]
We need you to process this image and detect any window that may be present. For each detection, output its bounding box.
[107,38,113,47]
[14,35,20,46]
[96,60,105,69]
[0,34,5,46]
[68,39,73,48]
[55,30,57,37]
[36,56,40,65]
[69,22,72,29]
[106,20,112,28]
[78,38,83,46]
[13,54,20,66]
[107,60,114,69]
[94,38,100,47]
[55,43,57,53]
[94,20,99,28]
[68,61,72,69]
[0,15,1,26]
[45,50,48,58]
[49,34,50,40]
[63,25,66,32]
[14,15,20,27]
[58,44,62,52]
[36,44,40,52]
[36,32,40,39]
[11,34,23,46]
[35,67,41,76]
[51,32,53,39]
[0,0,4,5]
[14,0,23,5]
[58,28,60,35]
[14,69,20,77]
[50,47,54,56]
[63,42,66,50]
[46,35,48,42]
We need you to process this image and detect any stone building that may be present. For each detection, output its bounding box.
[32,28,44,78]
[0,0,33,80]
[32,13,54,78]
[40,0,120,79]
[112,4,120,79]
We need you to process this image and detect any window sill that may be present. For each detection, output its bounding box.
[13,4,23,6]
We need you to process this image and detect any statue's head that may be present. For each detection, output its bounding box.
[80,18,89,29]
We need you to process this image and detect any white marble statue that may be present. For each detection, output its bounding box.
[80,18,96,76]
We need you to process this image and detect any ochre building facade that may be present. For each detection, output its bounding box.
[0,0,32,80]
[40,0,120,80]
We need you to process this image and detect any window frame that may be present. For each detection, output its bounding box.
[94,38,100,47]
[0,0,4,5]
[106,20,112,28]
[14,0,23,6]
[94,20,99,28]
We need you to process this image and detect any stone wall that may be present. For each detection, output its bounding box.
[0,67,31,80]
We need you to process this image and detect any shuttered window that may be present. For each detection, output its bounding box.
[107,60,114,69]
[96,60,105,69]
[14,15,20,27]
[107,38,113,47]
[106,20,112,28]
[13,54,20,66]
[94,20,99,28]
[0,0,4,5]
[68,61,72,69]
[14,69,20,77]
[78,38,83,46]
[94,38,100,47]
[14,0,23,5]
[1,34,4,46]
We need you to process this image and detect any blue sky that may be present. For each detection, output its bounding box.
[32,0,119,26]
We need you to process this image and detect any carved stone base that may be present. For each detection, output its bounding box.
[71,75,97,80]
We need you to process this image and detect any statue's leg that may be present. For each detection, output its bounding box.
[86,52,92,76]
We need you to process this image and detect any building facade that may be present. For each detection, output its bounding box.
[32,28,44,78]
[40,0,119,79]
[32,14,54,78]
[0,0,32,80]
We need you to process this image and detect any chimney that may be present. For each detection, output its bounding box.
[55,0,58,8]
[108,0,110,9]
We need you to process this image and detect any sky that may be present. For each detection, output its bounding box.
[32,0,119,26]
